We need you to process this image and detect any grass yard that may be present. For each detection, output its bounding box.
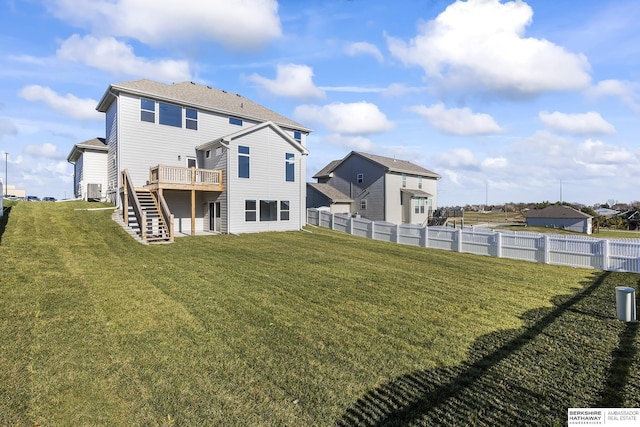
[1,201,639,426]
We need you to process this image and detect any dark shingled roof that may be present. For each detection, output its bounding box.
[525,205,592,219]
[355,152,441,178]
[312,160,342,179]
[307,183,353,203]
[313,151,441,179]
[97,79,310,132]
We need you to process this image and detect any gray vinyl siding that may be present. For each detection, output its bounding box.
[80,150,108,200]
[74,156,83,198]
[326,156,386,222]
[386,172,438,224]
[306,185,330,209]
[227,126,304,233]
[105,102,118,203]
[116,93,260,190]
[201,144,228,233]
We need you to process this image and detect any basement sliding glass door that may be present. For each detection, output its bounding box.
[209,202,221,232]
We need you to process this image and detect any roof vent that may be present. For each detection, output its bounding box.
[190,81,196,85]
[222,90,227,93]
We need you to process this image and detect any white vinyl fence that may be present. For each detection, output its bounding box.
[307,209,640,273]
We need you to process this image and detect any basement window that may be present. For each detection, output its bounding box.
[245,200,256,222]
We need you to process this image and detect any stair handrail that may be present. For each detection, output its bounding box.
[122,169,146,238]
[155,191,174,242]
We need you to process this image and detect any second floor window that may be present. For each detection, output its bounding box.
[418,176,423,189]
[285,153,295,182]
[229,117,243,126]
[357,173,364,183]
[159,102,182,127]
[402,174,407,188]
[186,108,198,130]
[141,98,155,123]
[238,146,250,178]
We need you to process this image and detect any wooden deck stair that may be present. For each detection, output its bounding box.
[129,190,171,243]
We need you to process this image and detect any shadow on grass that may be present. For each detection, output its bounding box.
[337,271,640,426]
[0,205,11,244]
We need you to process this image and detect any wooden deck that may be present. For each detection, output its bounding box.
[145,165,223,192]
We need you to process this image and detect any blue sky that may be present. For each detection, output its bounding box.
[1,0,639,206]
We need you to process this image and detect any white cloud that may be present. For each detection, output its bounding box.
[18,85,102,121]
[435,148,479,170]
[324,134,373,151]
[24,143,65,160]
[587,79,640,113]
[294,102,394,134]
[248,64,325,99]
[575,139,635,165]
[408,103,502,136]
[482,157,508,170]
[386,0,591,97]
[57,35,192,82]
[47,0,282,51]
[539,111,615,135]
[344,41,384,62]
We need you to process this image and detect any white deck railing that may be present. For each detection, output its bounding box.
[149,165,222,187]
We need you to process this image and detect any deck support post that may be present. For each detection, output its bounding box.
[191,189,196,236]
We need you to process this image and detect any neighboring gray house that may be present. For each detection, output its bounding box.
[525,205,593,234]
[309,151,441,224]
[91,79,311,241]
[67,137,108,201]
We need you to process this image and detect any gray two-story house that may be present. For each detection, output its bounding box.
[70,79,312,242]
[308,151,440,224]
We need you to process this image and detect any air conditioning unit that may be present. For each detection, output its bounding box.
[87,183,102,201]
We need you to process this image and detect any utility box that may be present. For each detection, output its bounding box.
[87,183,102,201]
[615,286,636,322]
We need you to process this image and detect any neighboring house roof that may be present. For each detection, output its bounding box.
[525,205,592,219]
[196,121,309,155]
[307,183,353,203]
[67,137,107,163]
[595,208,619,216]
[312,160,342,179]
[96,79,311,132]
[401,188,434,198]
[313,151,441,179]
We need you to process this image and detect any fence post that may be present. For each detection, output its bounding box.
[601,239,609,271]
[456,228,463,252]
[370,220,375,239]
[422,226,429,248]
[543,235,550,264]
[331,213,335,230]
[395,224,400,243]
[495,232,502,258]
[348,217,354,235]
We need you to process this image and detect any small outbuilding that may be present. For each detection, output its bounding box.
[525,205,593,234]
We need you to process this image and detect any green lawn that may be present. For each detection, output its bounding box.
[1,201,639,426]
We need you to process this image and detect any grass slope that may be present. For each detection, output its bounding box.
[0,201,638,426]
